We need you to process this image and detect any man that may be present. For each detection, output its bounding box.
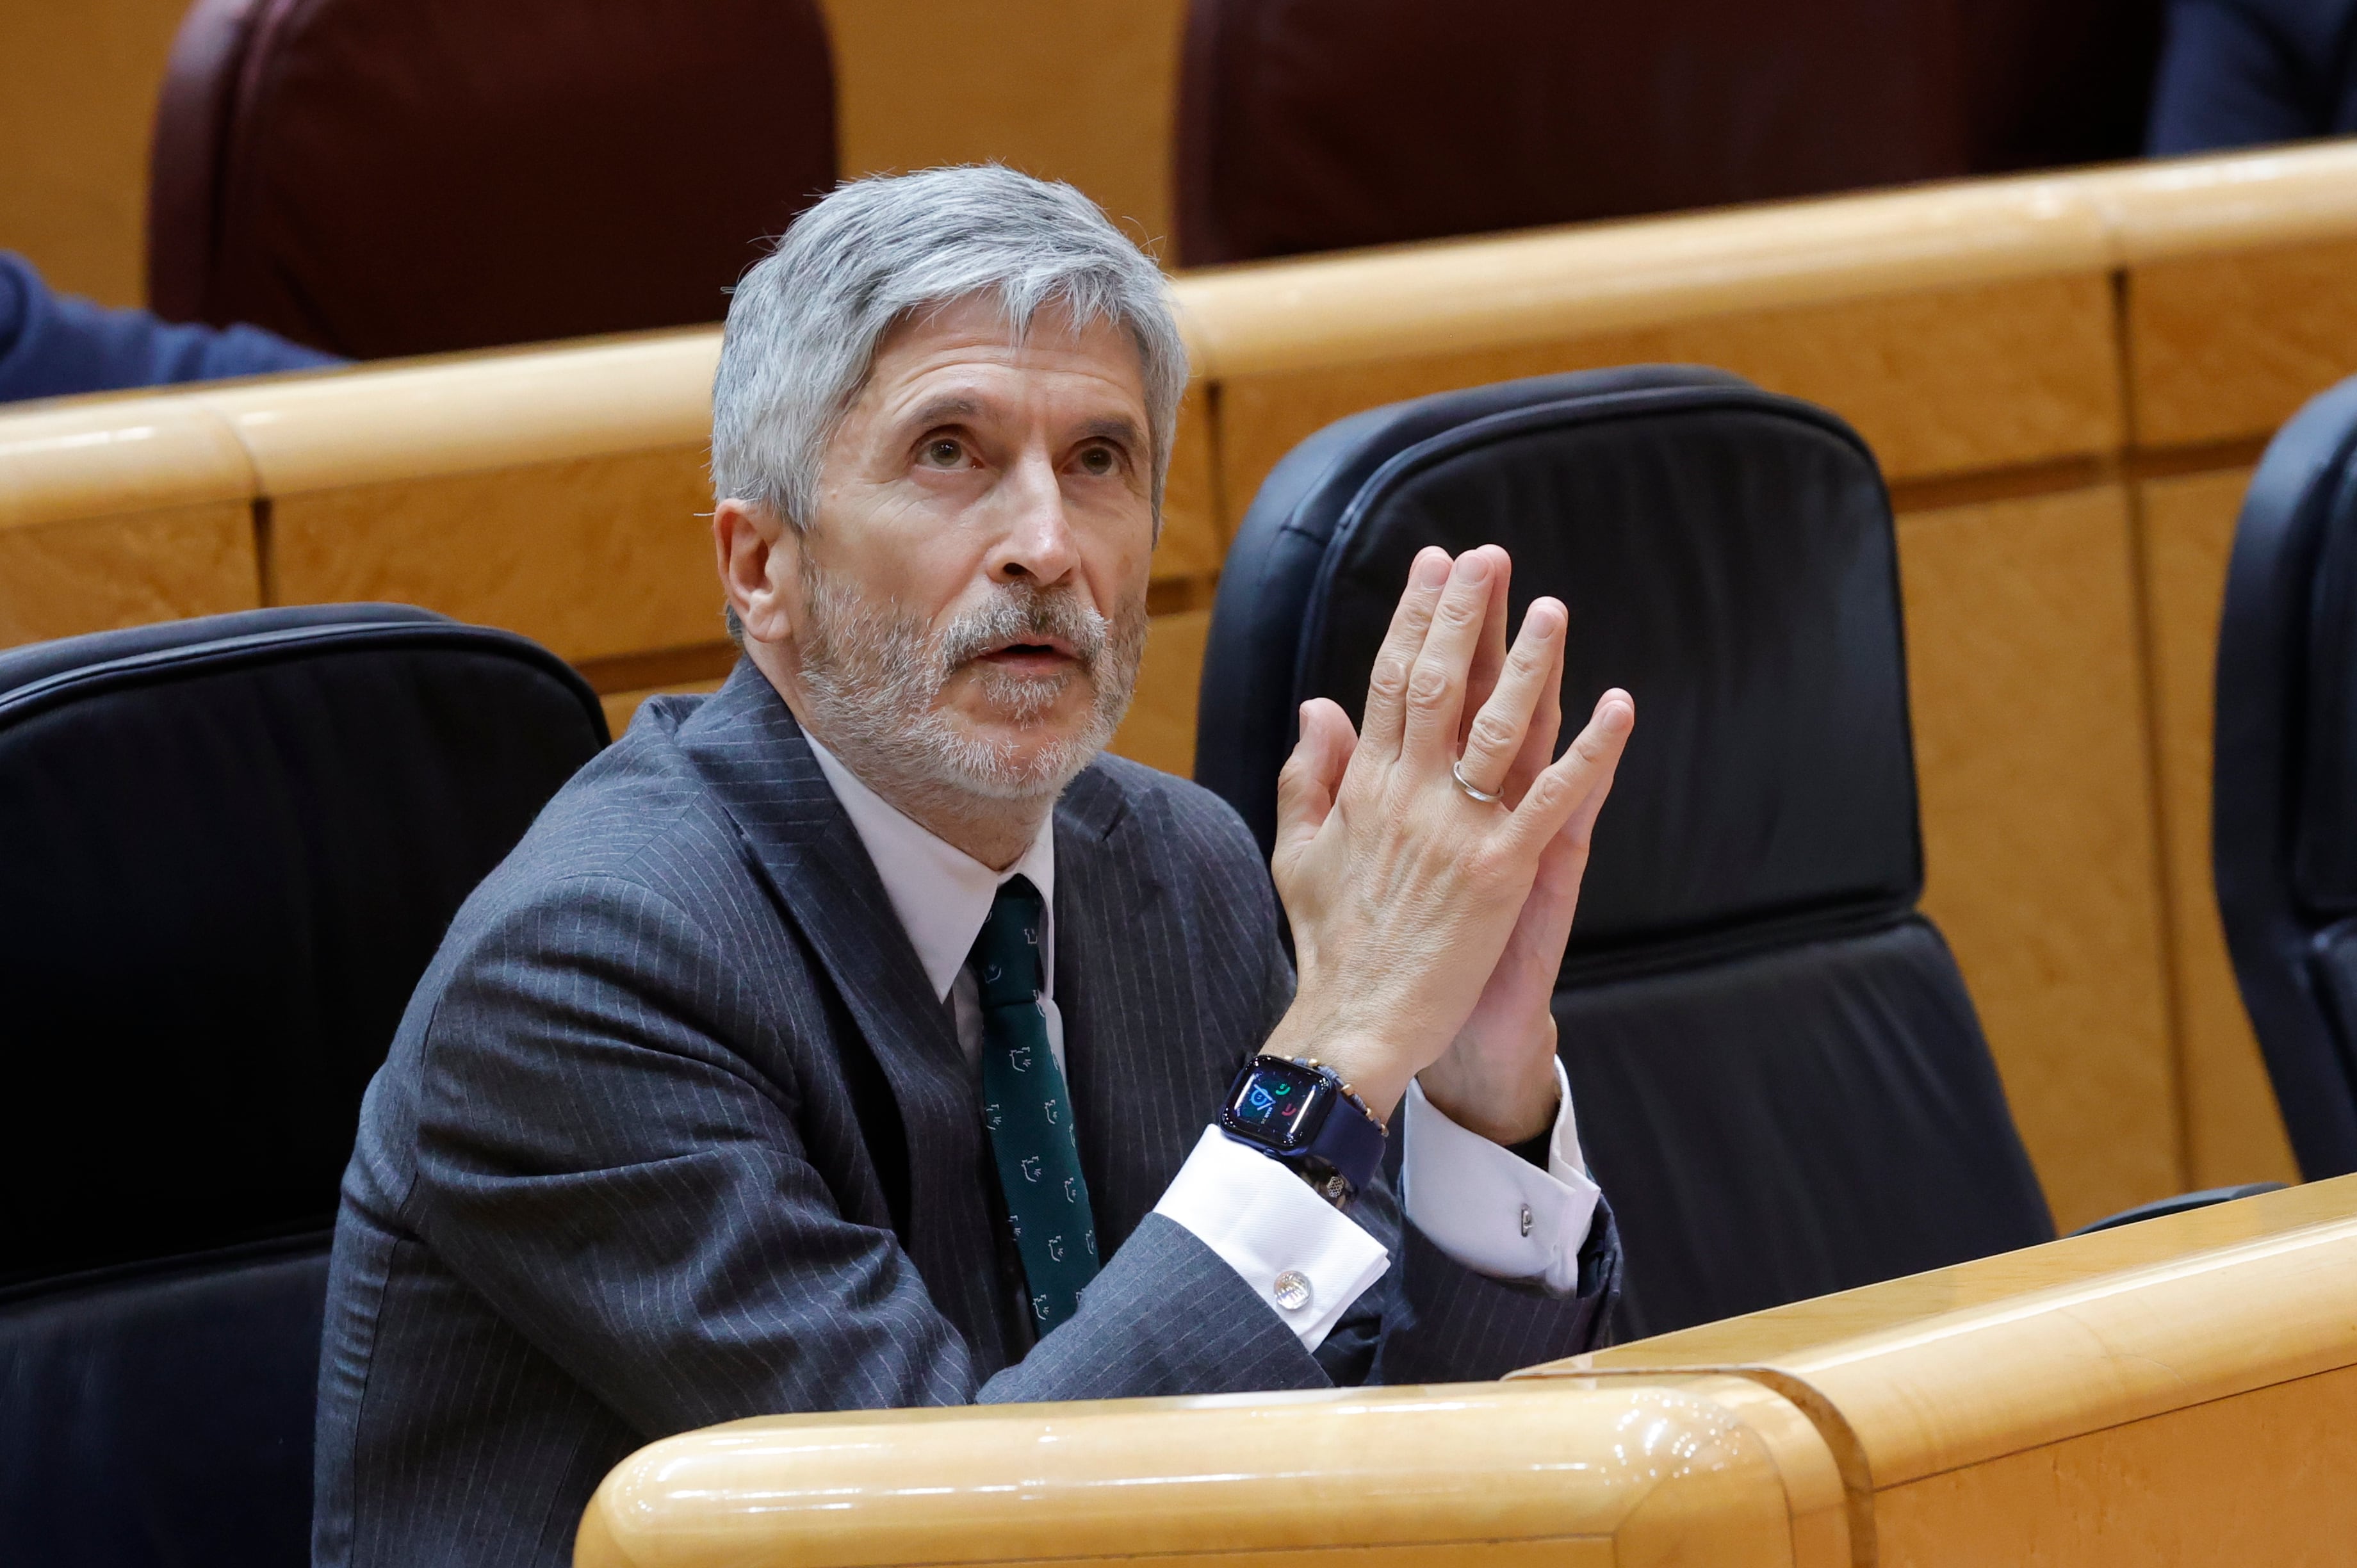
[313,165,1636,1568]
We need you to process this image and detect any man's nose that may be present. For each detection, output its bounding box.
[985,448,1081,586]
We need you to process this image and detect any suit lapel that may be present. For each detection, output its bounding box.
[1055,768,1234,1256]
[674,664,1009,1365]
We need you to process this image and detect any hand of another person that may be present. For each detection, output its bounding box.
[1264,544,1634,1127]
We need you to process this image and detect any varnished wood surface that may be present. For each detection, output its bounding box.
[0,0,190,307]
[818,0,1187,254]
[1547,1177,2357,1563]
[575,1374,1849,1568]
[0,398,255,527]
[1895,487,2178,1229]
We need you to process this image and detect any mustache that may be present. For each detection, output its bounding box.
[938,583,1110,671]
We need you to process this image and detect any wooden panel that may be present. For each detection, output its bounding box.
[1106,608,1211,778]
[0,503,259,647]
[1590,1184,2357,1488]
[1873,1362,2357,1567]
[1895,486,2181,1229]
[2129,237,2357,449]
[1213,274,2121,520]
[819,0,1187,252]
[268,445,718,664]
[0,0,190,306]
[1158,382,1225,579]
[2139,468,2301,1188]
[576,1375,1848,1568]
[1554,1178,2357,1565]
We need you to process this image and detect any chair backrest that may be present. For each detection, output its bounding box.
[1174,0,2160,266]
[0,605,605,1567]
[1197,368,2053,1334]
[146,0,836,357]
[2213,373,2357,1180]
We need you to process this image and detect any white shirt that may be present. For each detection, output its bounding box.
[804,737,1601,1352]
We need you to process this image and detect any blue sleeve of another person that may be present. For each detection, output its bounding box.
[2147,0,2357,155]
[0,250,345,405]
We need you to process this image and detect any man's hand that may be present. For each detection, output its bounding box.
[1265,544,1634,1128]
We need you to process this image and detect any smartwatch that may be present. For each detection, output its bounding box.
[1218,1053,1388,1207]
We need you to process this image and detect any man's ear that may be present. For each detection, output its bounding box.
[714,498,802,644]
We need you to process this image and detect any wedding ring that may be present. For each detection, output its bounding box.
[1451,757,1506,805]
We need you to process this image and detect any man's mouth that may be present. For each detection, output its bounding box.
[972,636,1079,674]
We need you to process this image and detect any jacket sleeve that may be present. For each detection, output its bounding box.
[407,872,1326,1441]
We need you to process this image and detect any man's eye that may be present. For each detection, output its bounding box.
[921,439,965,468]
[1077,445,1118,476]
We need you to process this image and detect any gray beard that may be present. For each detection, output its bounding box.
[793,562,1148,815]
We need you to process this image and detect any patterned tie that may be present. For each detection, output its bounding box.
[970,876,1099,1332]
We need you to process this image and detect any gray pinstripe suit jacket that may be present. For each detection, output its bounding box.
[312,661,1620,1568]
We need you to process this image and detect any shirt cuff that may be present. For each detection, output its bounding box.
[1400,1059,1600,1293]
[1153,1126,1390,1352]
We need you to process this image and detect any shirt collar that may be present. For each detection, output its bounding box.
[802,733,1056,1004]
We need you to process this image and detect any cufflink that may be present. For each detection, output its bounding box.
[1272,1270,1313,1312]
[1519,1204,1535,1237]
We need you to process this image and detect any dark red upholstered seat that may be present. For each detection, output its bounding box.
[147,0,836,358]
[1175,0,2162,266]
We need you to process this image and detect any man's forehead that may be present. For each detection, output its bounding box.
[861,305,1148,424]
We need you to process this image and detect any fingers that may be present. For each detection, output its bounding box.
[1358,548,1453,762]
[1499,626,1565,807]
[1399,547,1505,764]
[1457,551,1514,752]
[1455,598,1567,799]
[1271,698,1359,880]
[1506,689,1635,855]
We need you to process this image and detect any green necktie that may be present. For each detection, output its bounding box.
[970,876,1099,1332]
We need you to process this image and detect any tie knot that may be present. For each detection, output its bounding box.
[969,875,1045,1008]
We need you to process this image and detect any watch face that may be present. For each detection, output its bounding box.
[1225,1060,1329,1150]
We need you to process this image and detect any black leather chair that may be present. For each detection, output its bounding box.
[1196,368,2059,1336]
[2213,373,2357,1180]
[0,606,606,1567]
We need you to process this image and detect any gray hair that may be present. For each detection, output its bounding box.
[710,165,1189,531]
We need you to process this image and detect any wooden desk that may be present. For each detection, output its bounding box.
[1547,1175,2357,1565]
[575,1373,1850,1568]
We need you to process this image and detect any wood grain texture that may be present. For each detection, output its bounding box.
[0,398,255,528]
[2137,468,2301,1188]
[0,503,259,648]
[1105,608,1211,778]
[2091,139,2357,265]
[1550,1177,2357,1564]
[1895,486,2182,1229]
[2128,236,2357,450]
[1872,1362,2357,1568]
[266,445,720,664]
[575,1375,1848,1568]
[0,0,190,306]
[1173,173,2112,380]
[819,0,1187,254]
[198,332,720,492]
[1212,274,2121,522]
